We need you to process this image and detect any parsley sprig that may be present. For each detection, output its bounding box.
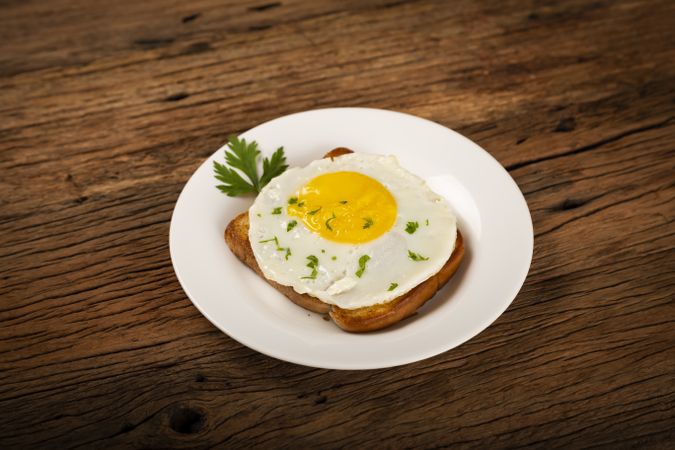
[213,136,288,196]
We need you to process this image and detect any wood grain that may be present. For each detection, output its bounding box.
[1,0,674,448]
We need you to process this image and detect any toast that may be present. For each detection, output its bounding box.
[224,148,465,332]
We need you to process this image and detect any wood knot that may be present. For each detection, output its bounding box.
[554,117,576,132]
[120,421,135,433]
[249,2,282,12]
[557,198,588,211]
[169,406,205,434]
[182,13,201,23]
[165,92,189,102]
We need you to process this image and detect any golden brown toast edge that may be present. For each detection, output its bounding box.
[223,148,465,332]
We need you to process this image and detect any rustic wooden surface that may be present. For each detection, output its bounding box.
[1,0,674,448]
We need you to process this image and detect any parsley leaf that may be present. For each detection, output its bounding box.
[271,207,282,215]
[339,200,348,204]
[213,136,288,196]
[288,197,298,205]
[362,217,374,229]
[355,255,370,278]
[287,220,297,232]
[260,146,289,187]
[308,207,322,215]
[405,221,419,234]
[408,250,429,261]
[388,282,398,291]
[213,160,256,197]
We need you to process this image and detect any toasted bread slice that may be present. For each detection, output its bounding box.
[224,148,465,332]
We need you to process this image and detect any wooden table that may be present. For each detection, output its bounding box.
[2,0,674,448]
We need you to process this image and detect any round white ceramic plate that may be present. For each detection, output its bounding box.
[170,108,533,370]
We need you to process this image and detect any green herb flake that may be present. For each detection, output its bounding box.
[271,207,282,215]
[261,236,290,260]
[259,236,279,246]
[339,200,348,204]
[355,255,371,278]
[331,256,337,261]
[321,249,326,253]
[301,255,319,279]
[308,207,322,215]
[425,219,429,226]
[405,221,419,234]
[326,213,336,231]
[408,250,429,261]
[388,282,398,291]
[362,217,374,229]
[256,213,262,217]
[297,201,305,207]
[287,220,297,232]
[288,197,298,205]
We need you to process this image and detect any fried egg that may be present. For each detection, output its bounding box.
[248,153,457,310]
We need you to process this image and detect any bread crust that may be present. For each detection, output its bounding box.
[223,148,465,332]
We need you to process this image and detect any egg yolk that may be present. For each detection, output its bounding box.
[287,171,397,244]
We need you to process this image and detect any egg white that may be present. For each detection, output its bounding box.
[248,153,457,310]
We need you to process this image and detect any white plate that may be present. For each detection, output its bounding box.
[170,108,533,370]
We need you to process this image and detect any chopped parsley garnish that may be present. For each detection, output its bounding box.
[260,236,290,260]
[256,213,262,217]
[321,249,326,253]
[355,255,370,278]
[339,200,348,204]
[388,282,398,291]
[425,219,429,226]
[288,197,298,205]
[331,256,337,261]
[287,220,297,232]
[213,136,288,196]
[362,217,374,229]
[297,201,305,207]
[326,213,336,231]
[259,236,279,246]
[302,255,319,279]
[308,207,321,215]
[271,207,282,215]
[405,221,419,234]
[408,250,429,261]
